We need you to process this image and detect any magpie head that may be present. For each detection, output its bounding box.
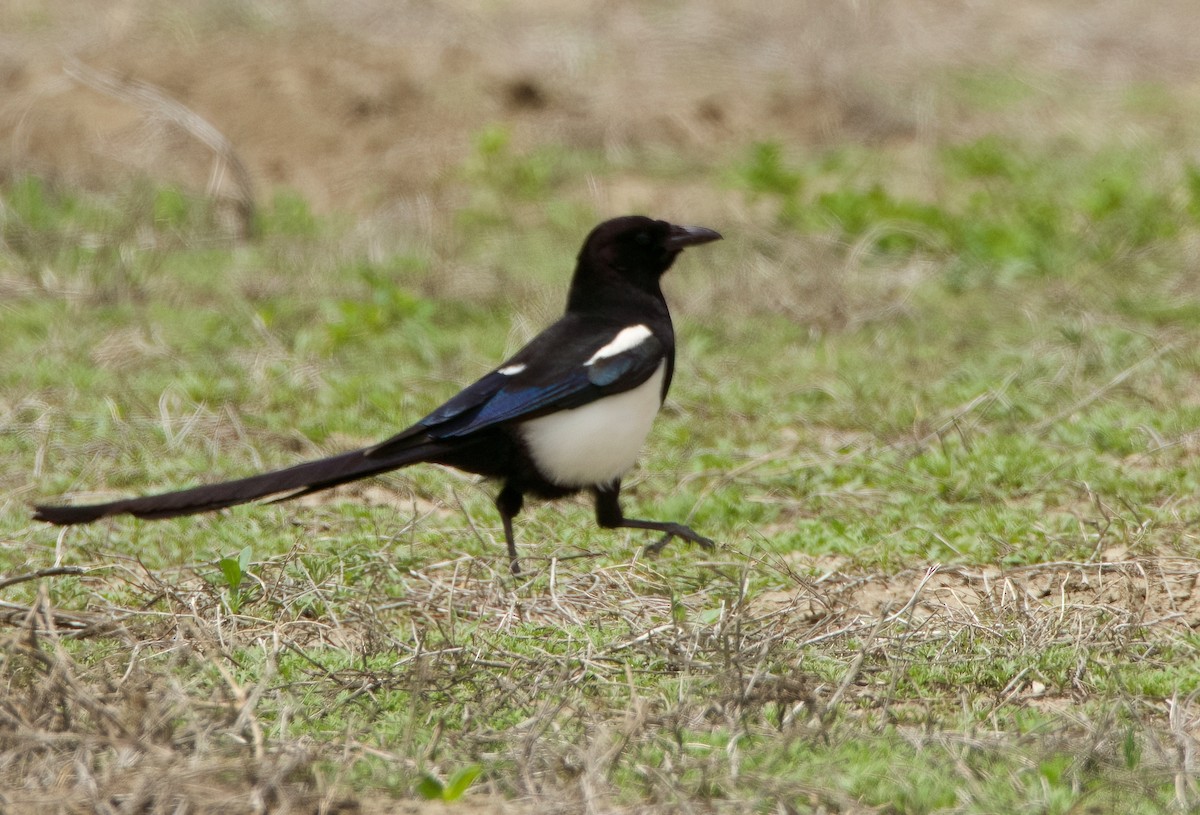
[579,216,722,289]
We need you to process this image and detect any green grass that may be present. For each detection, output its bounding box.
[3,121,1200,812]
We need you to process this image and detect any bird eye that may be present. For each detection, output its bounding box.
[633,231,652,246]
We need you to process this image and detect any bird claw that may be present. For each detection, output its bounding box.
[644,525,715,556]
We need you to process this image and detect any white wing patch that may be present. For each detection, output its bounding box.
[497,363,527,376]
[586,324,652,366]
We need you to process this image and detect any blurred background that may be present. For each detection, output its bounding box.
[4,0,1196,224]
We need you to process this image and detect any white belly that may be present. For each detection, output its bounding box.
[520,363,666,488]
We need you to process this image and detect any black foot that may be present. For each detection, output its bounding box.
[643,523,715,556]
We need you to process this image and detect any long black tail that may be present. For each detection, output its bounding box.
[33,440,445,525]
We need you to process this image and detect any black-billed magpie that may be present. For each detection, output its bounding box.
[34,215,722,573]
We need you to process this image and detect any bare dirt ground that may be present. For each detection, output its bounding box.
[3,0,1198,216]
[757,554,1200,632]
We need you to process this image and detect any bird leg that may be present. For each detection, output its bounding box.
[593,482,714,556]
[495,482,525,574]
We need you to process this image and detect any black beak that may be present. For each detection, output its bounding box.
[666,224,723,251]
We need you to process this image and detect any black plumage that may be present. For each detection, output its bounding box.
[35,216,722,572]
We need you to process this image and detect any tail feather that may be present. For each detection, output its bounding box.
[33,441,441,526]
